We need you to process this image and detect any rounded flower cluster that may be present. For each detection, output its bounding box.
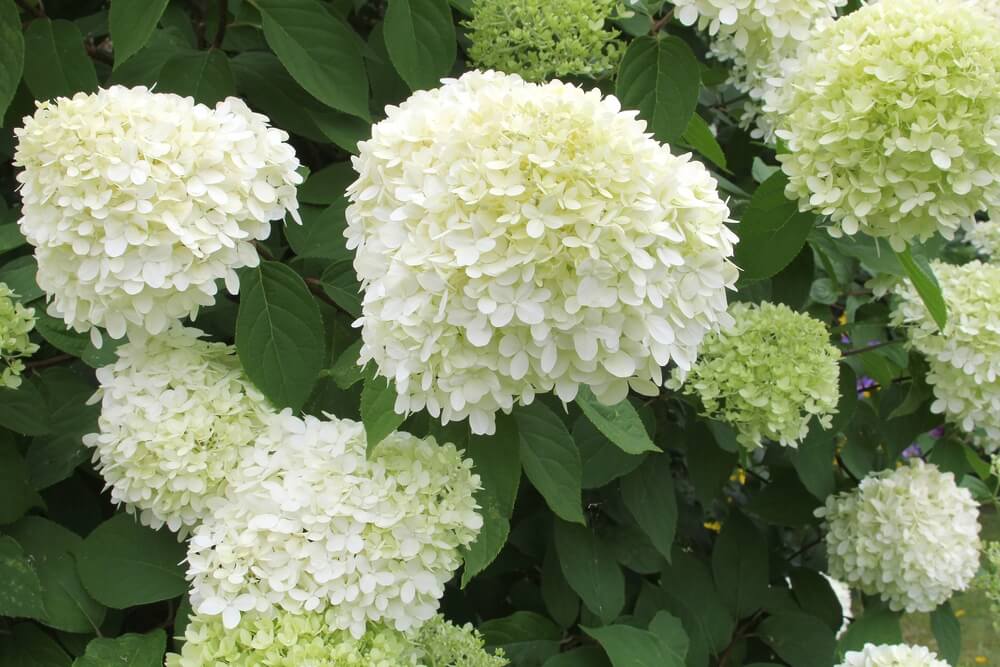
[966,217,1000,259]
[836,643,948,667]
[892,260,1000,443]
[674,0,846,138]
[0,283,38,389]
[465,0,622,82]
[167,610,506,667]
[13,85,302,343]
[346,70,739,435]
[766,0,1000,250]
[817,460,981,612]
[82,326,272,533]
[666,302,840,450]
[186,411,483,636]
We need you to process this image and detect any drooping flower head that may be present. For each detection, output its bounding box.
[674,0,846,138]
[892,260,1000,443]
[166,611,507,667]
[186,411,482,636]
[13,86,302,343]
[667,301,840,450]
[347,70,739,435]
[465,0,622,82]
[836,643,949,667]
[82,326,273,533]
[817,460,981,612]
[766,0,1000,250]
[0,283,38,389]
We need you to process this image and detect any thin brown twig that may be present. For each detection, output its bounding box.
[305,277,339,310]
[785,536,823,563]
[841,339,900,357]
[212,0,229,49]
[25,353,73,371]
[649,8,674,34]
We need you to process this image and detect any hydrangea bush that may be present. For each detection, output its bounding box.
[0,0,997,665]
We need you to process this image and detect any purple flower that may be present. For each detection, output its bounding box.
[902,444,923,460]
[856,375,878,397]
[929,426,945,439]
[840,333,851,344]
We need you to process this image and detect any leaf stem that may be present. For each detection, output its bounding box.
[649,8,673,35]
[212,0,229,49]
[25,353,73,371]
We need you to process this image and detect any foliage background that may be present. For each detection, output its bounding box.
[0,0,995,665]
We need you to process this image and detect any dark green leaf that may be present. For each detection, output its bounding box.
[789,567,845,632]
[360,374,405,452]
[793,429,836,500]
[307,106,370,154]
[576,387,658,455]
[681,113,727,169]
[659,549,735,658]
[837,608,902,654]
[541,540,579,628]
[621,454,677,561]
[758,612,836,667]
[0,439,44,523]
[0,255,43,301]
[236,261,325,411]
[33,311,120,368]
[616,35,700,143]
[0,536,46,620]
[466,413,521,517]
[0,222,26,253]
[896,247,947,330]
[109,0,170,67]
[583,622,684,667]
[383,0,456,91]
[73,631,166,667]
[711,513,768,618]
[481,611,562,664]
[648,611,689,664]
[108,29,188,87]
[319,260,362,317]
[299,162,355,206]
[930,602,960,666]
[460,501,509,586]
[75,513,187,608]
[0,0,25,123]
[330,338,365,390]
[22,19,98,101]
[577,416,646,490]
[554,520,624,624]
[286,202,351,260]
[157,49,235,105]
[0,623,71,667]
[516,402,584,524]
[27,368,99,490]
[746,471,821,527]
[686,425,737,506]
[542,647,610,667]
[735,172,815,280]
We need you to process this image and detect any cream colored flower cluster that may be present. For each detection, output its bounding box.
[817,460,981,612]
[347,70,738,435]
[836,643,949,667]
[186,411,482,636]
[13,86,302,343]
[667,302,840,450]
[892,261,1000,444]
[82,326,273,533]
[674,0,846,138]
[966,217,1000,259]
[767,0,1000,250]
[167,610,505,667]
[0,283,38,389]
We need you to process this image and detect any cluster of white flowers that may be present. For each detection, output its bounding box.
[674,0,846,138]
[346,70,738,435]
[836,643,949,667]
[83,326,273,533]
[817,460,981,612]
[186,411,482,636]
[766,0,1000,250]
[966,217,1000,259]
[13,86,302,343]
[892,261,1000,444]
[0,283,38,389]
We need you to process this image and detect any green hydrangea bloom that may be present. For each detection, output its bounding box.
[465,0,622,81]
[767,0,1000,251]
[0,282,38,390]
[667,302,841,450]
[166,611,506,667]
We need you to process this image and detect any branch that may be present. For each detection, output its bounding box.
[212,0,229,49]
[841,340,900,357]
[649,8,674,35]
[25,353,73,371]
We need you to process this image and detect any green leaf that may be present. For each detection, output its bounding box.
[583,622,684,667]
[108,29,189,87]
[746,471,821,527]
[254,0,369,120]
[0,623,71,667]
[758,612,836,667]
[22,19,98,101]
[541,540,580,628]
[837,608,902,654]
[792,429,836,500]
[0,0,25,123]
[896,247,948,331]
[481,611,562,664]
[686,425,737,506]
[620,454,677,561]
[0,255,43,302]
[0,536,46,620]
[616,35,700,143]
[27,368,99,490]
[0,439,44,523]
[735,171,815,280]
[0,223,26,253]
[299,162,355,206]
[460,501,509,587]
[319,260,362,318]
[542,647,609,667]
[307,106,370,154]
[286,202,352,260]
[576,417,646,490]
[681,113,727,170]
[33,311,120,369]
[576,387,658,455]
[648,611,689,665]
[789,567,845,633]
[711,512,768,618]
[383,0,456,91]
[930,602,961,666]
[554,520,625,624]
[330,338,365,390]
[659,549,735,658]
[0,379,51,436]
[516,402,585,525]
[157,49,235,105]
[360,373,405,452]
[466,413,521,517]
[236,261,326,411]
[75,513,188,608]
[73,631,166,667]
[109,0,170,67]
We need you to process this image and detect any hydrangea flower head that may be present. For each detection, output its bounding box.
[347,70,739,435]
[666,301,840,449]
[166,611,507,667]
[817,460,981,612]
[465,0,622,82]
[82,326,272,532]
[0,283,38,389]
[674,0,847,138]
[13,86,302,342]
[766,0,1000,250]
[186,411,482,636]
[836,643,949,667]
[966,217,1000,259]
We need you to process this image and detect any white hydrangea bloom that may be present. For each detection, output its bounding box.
[823,573,852,639]
[817,460,981,613]
[82,327,272,533]
[836,643,949,667]
[924,359,1000,450]
[674,0,846,138]
[13,86,302,343]
[346,70,739,436]
[186,411,483,637]
[966,216,1000,259]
